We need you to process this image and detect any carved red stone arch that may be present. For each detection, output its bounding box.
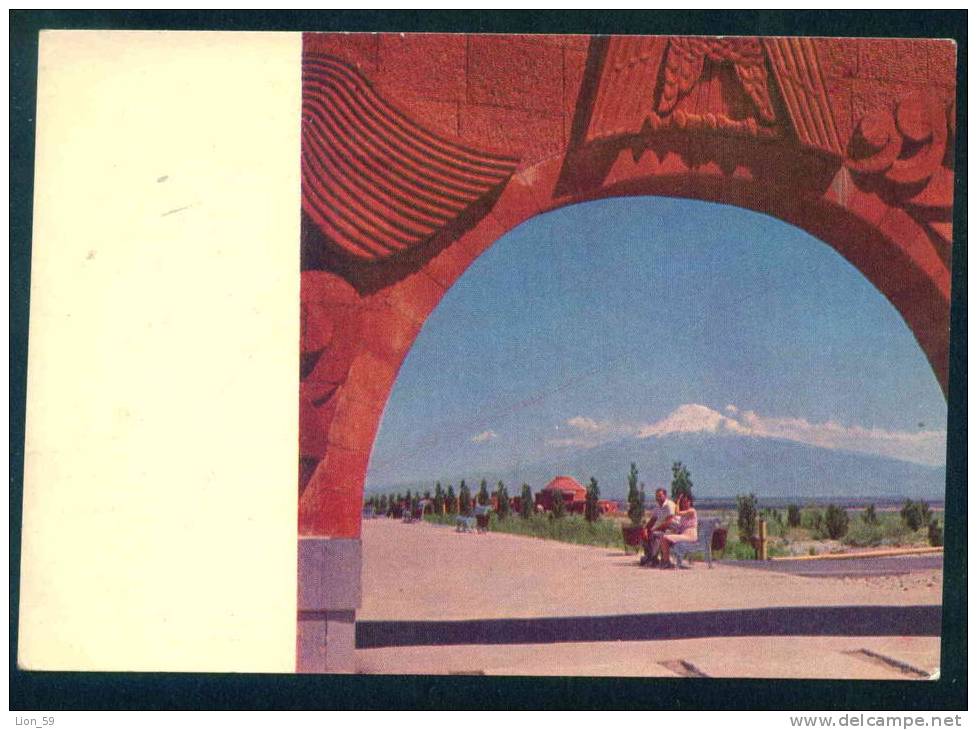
[296,33,955,671]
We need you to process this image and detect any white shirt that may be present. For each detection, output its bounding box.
[649,499,677,531]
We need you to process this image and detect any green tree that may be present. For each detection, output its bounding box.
[862,504,879,525]
[736,493,758,543]
[920,501,933,526]
[520,484,534,519]
[670,462,694,503]
[445,484,457,514]
[433,483,445,515]
[787,504,801,527]
[927,517,943,547]
[626,462,644,526]
[477,479,490,506]
[379,494,388,513]
[459,481,472,515]
[585,477,601,523]
[424,490,432,501]
[824,504,849,539]
[496,481,510,520]
[405,489,412,511]
[900,499,931,531]
[551,487,566,519]
[807,509,826,538]
[900,499,917,530]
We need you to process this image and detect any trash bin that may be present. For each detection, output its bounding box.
[711,527,728,555]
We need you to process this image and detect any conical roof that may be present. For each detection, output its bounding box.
[542,476,587,499]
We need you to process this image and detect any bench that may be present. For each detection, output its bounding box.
[671,518,720,568]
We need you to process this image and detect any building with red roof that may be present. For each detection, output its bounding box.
[535,476,586,511]
[534,476,617,515]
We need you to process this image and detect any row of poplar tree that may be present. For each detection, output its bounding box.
[365,477,607,522]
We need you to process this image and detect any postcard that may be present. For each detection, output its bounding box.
[18,29,959,684]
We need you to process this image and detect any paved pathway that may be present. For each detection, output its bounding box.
[353,519,943,678]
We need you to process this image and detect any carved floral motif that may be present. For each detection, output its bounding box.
[846,91,953,193]
[846,89,954,244]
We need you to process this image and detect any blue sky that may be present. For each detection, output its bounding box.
[366,197,947,487]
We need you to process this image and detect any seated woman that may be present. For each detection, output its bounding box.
[659,494,697,569]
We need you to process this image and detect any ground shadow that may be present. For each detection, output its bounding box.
[355,605,941,649]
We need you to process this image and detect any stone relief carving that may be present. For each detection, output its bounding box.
[845,89,954,244]
[302,54,519,263]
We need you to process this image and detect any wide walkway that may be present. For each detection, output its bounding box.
[353,519,942,678]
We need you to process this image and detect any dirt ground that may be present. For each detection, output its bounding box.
[354,519,942,678]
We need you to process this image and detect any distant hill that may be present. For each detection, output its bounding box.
[366,432,946,502]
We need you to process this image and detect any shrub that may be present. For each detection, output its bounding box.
[803,508,827,538]
[626,463,644,526]
[584,477,601,523]
[844,512,914,547]
[900,500,931,531]
[824,504,849,539]
[787,504,801,527]
[928,518,943,547]
[551,487,566,519]
[760,508,786,538]
[520,484,534,519]
[727,540,758,560]
[844,520,885,547]
[495,481,510,520]
[684,543,791,563]
[736,493,758,543]
[812,512,826,538]
[671,462,694,503]
[862,504,879,525]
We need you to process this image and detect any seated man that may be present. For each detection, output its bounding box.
[640,488,677,567]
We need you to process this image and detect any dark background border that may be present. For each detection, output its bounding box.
[9,10,967,711]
